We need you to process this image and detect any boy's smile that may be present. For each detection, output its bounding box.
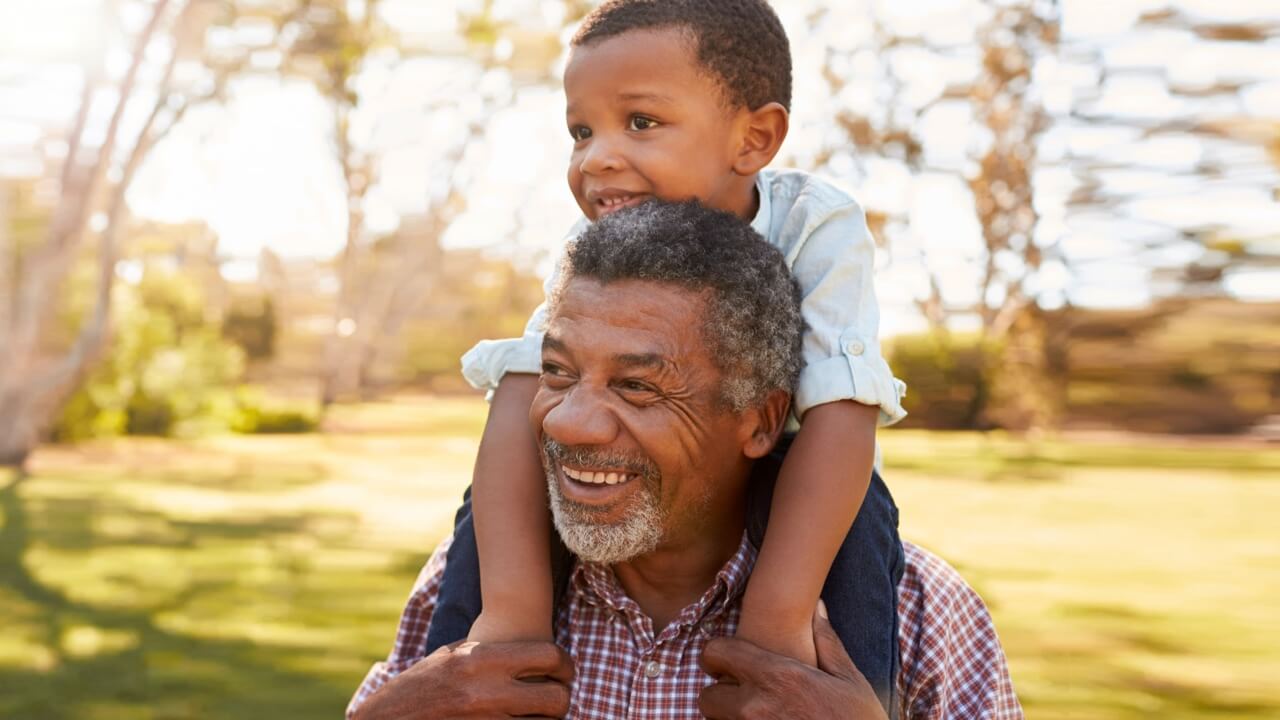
[564,28,760,221]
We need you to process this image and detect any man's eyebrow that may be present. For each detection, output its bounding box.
[614,352,672,372]
[542,334,567,354]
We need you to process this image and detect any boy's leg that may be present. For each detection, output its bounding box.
[425,486,483,653]
[426,487,576,653]
[747,437,904,718]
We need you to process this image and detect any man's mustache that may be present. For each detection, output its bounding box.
[542,438,660,481]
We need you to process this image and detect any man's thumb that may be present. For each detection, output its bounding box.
[812,600,859,682]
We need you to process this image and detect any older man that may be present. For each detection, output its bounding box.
[349,201,1021,719]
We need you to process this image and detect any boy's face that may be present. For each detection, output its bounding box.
[564,28,754,221]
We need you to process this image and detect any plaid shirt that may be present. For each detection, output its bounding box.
[349,536,1022,719]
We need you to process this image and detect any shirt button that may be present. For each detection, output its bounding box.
[701,621,716,635]
[845,339,865,356]
[644,660,662,678]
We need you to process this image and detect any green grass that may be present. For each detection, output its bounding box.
[1,394,1276,718]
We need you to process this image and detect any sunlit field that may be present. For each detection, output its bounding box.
[2,395,1277,719]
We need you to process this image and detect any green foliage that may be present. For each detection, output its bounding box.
[229,389,319,435]
[222,294,278,361]
[888,332,999,430]
[398,255,546,383]
[889,300,1280,434]
[52,269,247,441]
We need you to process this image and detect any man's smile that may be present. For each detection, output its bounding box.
[562,465,638,485]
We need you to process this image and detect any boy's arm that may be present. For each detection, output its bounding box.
[461,221,586,642]
[737,400,877,665]
[737,193,899,663]
[468,373,554,642]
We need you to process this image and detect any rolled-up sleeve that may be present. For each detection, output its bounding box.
[460,220,586,392]
[460,314,548,392]
[787,200,906,426]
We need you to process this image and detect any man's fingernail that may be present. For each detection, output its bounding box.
[817,600,829,619]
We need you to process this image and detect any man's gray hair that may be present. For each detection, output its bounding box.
[549,200,803,411]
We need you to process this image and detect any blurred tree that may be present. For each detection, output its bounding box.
[54,267,247,440]
[261,0,567,405]
[0,0,238,467]
[816,0,1062,432]
[222,294,278,361]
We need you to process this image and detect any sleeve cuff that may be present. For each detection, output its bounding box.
[459,331,545,392]
[794,334,907,426]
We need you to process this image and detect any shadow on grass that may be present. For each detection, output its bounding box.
[0,470,418,720]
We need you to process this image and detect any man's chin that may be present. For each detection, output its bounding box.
[548,482,663,565]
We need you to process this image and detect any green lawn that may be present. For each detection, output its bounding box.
[2,395,1277,719]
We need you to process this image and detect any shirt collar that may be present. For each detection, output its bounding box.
[749,172,772,238]
[571,533,758,628]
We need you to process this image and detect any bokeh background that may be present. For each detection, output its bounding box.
[2,0,1278,717]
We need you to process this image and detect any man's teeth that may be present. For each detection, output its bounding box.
[562,465,632,485]
[600,196,633,208]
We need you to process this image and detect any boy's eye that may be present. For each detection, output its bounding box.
[628,115,659,131]
[569,125,592,141]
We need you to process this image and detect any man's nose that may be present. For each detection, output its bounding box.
[578,134,624,175]
[542,384,620,448]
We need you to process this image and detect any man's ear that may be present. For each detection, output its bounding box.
[732,102,789,176]
[739,389,791,460]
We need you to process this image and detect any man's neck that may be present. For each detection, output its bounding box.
[610,517,746,632]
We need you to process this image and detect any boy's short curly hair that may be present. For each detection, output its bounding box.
[571,0,793,112]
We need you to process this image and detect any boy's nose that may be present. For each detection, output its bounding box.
[541,384,620,448]
[578,136,625,175]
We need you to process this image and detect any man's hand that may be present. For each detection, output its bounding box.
[698,602,888,720]
[353,640,574,720]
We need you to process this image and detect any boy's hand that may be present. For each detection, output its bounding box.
[467,608,555,644]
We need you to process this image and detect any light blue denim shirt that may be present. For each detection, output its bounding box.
[461,168,907,427]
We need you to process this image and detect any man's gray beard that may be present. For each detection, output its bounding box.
[543,439,667,565]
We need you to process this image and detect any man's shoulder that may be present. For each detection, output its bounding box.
[901,541,976,599]
[898,541,997,636]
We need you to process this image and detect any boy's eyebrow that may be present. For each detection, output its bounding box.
[566,92,675,115]
[616,91,675,104]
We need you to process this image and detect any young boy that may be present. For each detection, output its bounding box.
[427,0,907,712]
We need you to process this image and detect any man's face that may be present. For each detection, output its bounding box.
[563,28,749,222]
[532,277,755,564]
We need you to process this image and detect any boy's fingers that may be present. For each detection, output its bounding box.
[812,600,859,683]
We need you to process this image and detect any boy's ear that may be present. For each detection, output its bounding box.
[739,389,792,460]
[732,102,789,176]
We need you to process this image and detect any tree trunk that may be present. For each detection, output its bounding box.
[0,0,175,468]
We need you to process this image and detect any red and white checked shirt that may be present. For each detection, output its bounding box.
[349,535,1022,719]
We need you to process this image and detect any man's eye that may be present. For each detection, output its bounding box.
[569,125,592,141]
[618,379,653,393]
[628,115,658,131]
